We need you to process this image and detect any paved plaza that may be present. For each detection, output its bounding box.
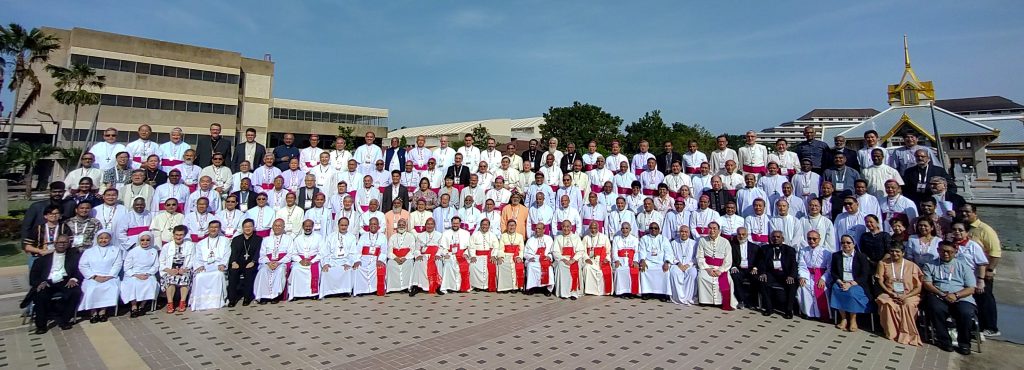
[0,289,956,370]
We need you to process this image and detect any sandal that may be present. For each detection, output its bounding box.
[177,301,187,312]
[166,304,175,313]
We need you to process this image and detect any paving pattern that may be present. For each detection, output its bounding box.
[1,290,960,369]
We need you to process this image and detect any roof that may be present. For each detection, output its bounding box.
[983,118,1024,145]
[935,96,1024,113]
[387,117,545,140]
[510,117,546,129]
[838,105,999,141]
[797,108,880,120]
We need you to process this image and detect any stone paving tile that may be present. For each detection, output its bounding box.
[51,326,105,370]
[0,329,66,369]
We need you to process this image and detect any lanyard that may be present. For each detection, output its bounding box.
[891,259,905,281]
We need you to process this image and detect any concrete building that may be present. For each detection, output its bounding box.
[12,27,388,149]
[757,108,879,145]
[386,117,544,147]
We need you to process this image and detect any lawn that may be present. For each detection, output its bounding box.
[0,240,26,268]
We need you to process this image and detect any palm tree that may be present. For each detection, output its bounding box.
[46,63,105,147]
[10,142,56,198]
[56,146,83,173]
[0,24,61,147]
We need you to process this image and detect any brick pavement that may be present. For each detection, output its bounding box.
[0,291,965,369]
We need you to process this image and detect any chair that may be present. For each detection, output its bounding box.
[918,308,982,353]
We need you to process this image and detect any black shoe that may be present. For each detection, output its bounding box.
[90,316,99,324]
[34,327,47,335]
[227,302,237,308]
[242,299,252,306]
[99,315,108,322]
[641,294,650,301]
[939,345,954,353]
[956,347,971,355]
[409,286,421,297]
[60,324,73,330]
[658,296,669,303]
[436,290,446,296]
[737,303,745,310]
[569,296,577,300]
[761,310,772,317]
[543,290,552,297]
[257,300,267,305]
[129,309,138,318]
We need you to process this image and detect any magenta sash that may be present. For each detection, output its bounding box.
[126,226,148,237]
[742,165,766,175]
[256,229,271,238]
[161,158,183,168]
[808,267,830,320]
[704,256,733,310]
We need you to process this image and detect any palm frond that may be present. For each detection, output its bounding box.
[15,73,41,117]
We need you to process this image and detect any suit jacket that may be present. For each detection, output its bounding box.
[559,152,582,173]
[902,165,958,203]
[231,190,258,211]
[829,251,871,287]
[232,142,266,172]
[704,189,735,215]
[445,165,472,186]
[229,233,262,268]
[521,149,543,171]
[730,239,761,270]
[938,192,967,214]
[196,136,233,167]
[826,148,860,172]
[384,147,407,172]
[819,194,845,221]
[29,250,83,287]
[657,151,683,175]
[754,243,798,278]
[296,187,322,211]
[381,184,410,212]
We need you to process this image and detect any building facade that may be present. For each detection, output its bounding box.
[386,117,545,147]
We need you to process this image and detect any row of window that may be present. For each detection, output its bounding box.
[270,107,387,126]
[71,54,240,85]
[60,129,233,147]
[100,94,237,116]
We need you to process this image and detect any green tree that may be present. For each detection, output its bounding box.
[471,125,492,151]
[670,122,718,154]
[541,101,622,150]
[623,110,672,154]
[11,142,56,198]
[46,63,106,147]
[398,135,409,148]
[56,146,83,173]
[337,126,355,150]
[0,24,61,146]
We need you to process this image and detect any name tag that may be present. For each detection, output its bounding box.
[801,185,811,194]
[74,234,86,246]
[893,281,906,294]
[916,183,926,192]
[843,272,854,281]
[835,183,845,192]
[772,260,782,270]
[240,204,249,212]
[304,200,312,209]
[314,222,322,231]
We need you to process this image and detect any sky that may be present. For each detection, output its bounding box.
[6,0,1024,133]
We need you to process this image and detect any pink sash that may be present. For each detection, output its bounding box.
[536,247,551,285]
[260,183,274,191]
[616,249,639,295]
[256,229,271,238]
[704,256,733,311]
[808,267,830,320]
[685,167,701,174]
[161,158,184,168]
[582,219,605,231]
[617,187,631,195]
[299,254,320,294]
[421,245,441,293]
[742,165,766,175]
[190,234,207,243]
[642,188,657,196]
[126,226,148,237]
[413,164,428,171]
[561,246,580,291]
[530,224,552,235]
[751,233,769,243]
[590,246,613,294]
[590,184,603,193]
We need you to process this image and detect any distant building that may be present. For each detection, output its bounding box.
[387,117,544,147]
[15,27,388,149]
[758,108,879,145]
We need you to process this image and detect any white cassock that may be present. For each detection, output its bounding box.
[354,144,383,174]
[173,163,202,192]
[116,211,152,252]
[185,188,222,214]
[440,229,472,293]
[668,238,698,305]
[218,210,245,239]
[386,231,418,292]
[581,233,612,296]
[354,233,387,295]
[151,183,189,212]
[605,209,638,238]
[310,165,336,190]
[797,245,833,319]
[468,232,499,291]
[411,232,444,292]
[370,170,390,189]
[555,186,584,211]
[300,147,325,171]
[252,166,282,193]
[190,236,230,311]
[229,172,253,196]
[552,234,585,299]
[64,167,103,195]
[276,206,306,236]
[253,234,292,300]
[459,207,483,233]
[554,208,583,235]
[281,169,306,193]
[126,139,158,169]
[757,175,786,201]
[689,208,721,238]
[630,152,654,175]
[834,211,868,246]
[120,184,155,211]
[637,234,672,295]
[770,215,806,248]
[432,147,455,171]
[335,208,362,237]
[183,212,216,243]
[200,165,233,193]
[581,204,608,236]
[355,187,381,213]
[539,165,562,187]
[605,154,628,176]
[458,146,481,172]
[408,146,433,171]
[528,205,555,236]
[636,211,665,238]
[717,214,744,239]
[612,234,640,295]
[744,214,771,245]
[858,193,882,220]
[287,233,323,300]
[879,195,918,233]
[93,203,128,242]
[333,170,360,192]
[802,216,837,251]
[158,141,190,168]
[78,245,123,310]
[524,235,555,290]
[319,232,357,298]
[485,188,512,210]
[304,207,335,238]
[792,171,821,203]
[330,150,353,173]
[736,187,768,217]
[611,172,636,196]
[496,232,525,292]
[89,141,128,170]
[246,206,276,237]
[120,246,159,302]
[696,236,738,310]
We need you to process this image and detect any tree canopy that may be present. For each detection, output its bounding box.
[540,101,622,150]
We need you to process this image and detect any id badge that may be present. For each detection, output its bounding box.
[240,204,249,212]
[73,234,85,246]
[304,200,312,209]
[314,222,322,231]
[285,224,294,233]
[835,183,845,192]
[772,260,782,270]
[185,178,196,185]
[893,281,906,294]
[843,272,854,281]
[740,260,749,269]
[916,183,926,192]
[801,186,811,195]
[224,227,236,237]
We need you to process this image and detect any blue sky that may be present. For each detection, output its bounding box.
[7,0,1024,133]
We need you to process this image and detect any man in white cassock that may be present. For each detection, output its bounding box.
[410,219,444,296]
[581,221,613,296]
[469,219,499,291]
[770,199,805,248]
[254,219,292,303]
[190,220,230,311]
[319,218,356,298]
[524,223,555,294]
[696,222,738,310]
[669,225,698,305]
[440,217,472,293]
[386,219,417,293]
[611,222,641,296]
[637,222,672,300]
[797,230,832,320]
[497,219,526,292]
[552,220,585,299]
[354,218,388,296]
[288,220,323,300]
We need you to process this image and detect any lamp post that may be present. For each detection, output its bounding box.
[37,110,61,145]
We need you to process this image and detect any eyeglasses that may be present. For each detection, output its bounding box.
[104,134,116,137]
[226,200,237,203]
[952,228,966,232]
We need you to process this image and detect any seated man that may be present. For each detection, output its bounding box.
[27,235,82,333]
[319,218,357,299]
[386,219,417,294]
[922,241,978,355]
[410,219,444,296]
[440,217,472,293]
[754,231,798,319]
[552,220,585,300]
[524,223,555,295]
[497,219,526,292]
[696,221,737,310]
[288,220,324,300]
[729,227,759,309]
[797,230,832,321]
[254,219,292,303]
[637,222,672,301]
[190,220,230,311]
[611,222,640,297]
[355,218,388,296]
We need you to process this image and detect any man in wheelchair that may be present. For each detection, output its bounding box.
[921,241,977,355]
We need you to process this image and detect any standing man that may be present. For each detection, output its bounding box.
[710,134,739,174]
[792,126,830,174]
[64,153,104,197]
[482,138,503,171]
[299,134,325,171]
[457,134,481,172]
[504,142,524,172]
[383,137,406,172]
[830,135,860,172]
[630,140,655,176]
[738,131,769,176]
[232,128,265,172]
[408,136,433,172]
[890,130,940,174]
[680,140,705,175]
[558,142,580,174]
[521,139,543,173]
[272,133,300,171]
[196,123,232,168]
[354,131,383,174]
[382,170,410,213]
[857,130,888,169]
[21,182,73,247]
[158,127,190,169]
[822,153,860,196]
[126,124,159,169]
[433,135,456,172]
[605,141,628,176]
[330,136,353,172]
[88,128,127,170]
[960,204,1001,337]
[902,149,952,204]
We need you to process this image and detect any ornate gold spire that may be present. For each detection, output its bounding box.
[888,35,935,106]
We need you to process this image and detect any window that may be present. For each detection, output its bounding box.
[214,72,227,83]
[119,60,136,72]
[212,104,225,114]
[225,105,237,115]
[190,69,204,80]
[87,56,104,69]
[163,66,177,77]
[174,100,187,111]
[202,71,215,82]
[176,67,190,79]
[227,74,239,84]
[187,102,201,112]
[160,99,174,110]
[288,109,298,120]
[135,62,150,75]
[313,111,322,121]
[103,58,120,70]
[70,54,88,65]
[150,64,164,76]
[132,97,147,108]
[200,103,213,113]
[100,94,116,106]
[147,98,161,109]
[115,95,133,107]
